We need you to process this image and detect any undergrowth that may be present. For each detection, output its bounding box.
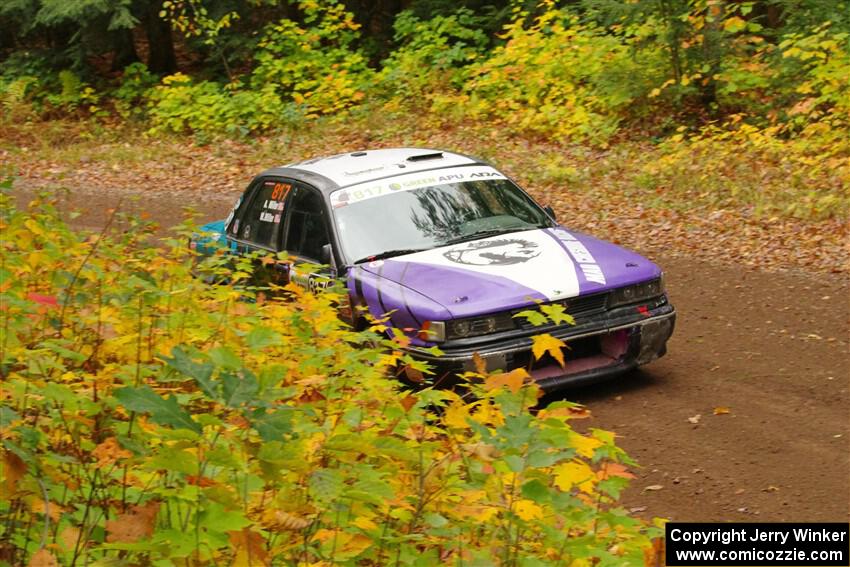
[0,184,662,565]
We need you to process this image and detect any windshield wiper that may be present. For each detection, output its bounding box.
[443,227,528,245]
[354,248,430,264]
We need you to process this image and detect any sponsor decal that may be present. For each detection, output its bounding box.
[330,165,507,207]
[551,228,606,285]
[443,238,541,266]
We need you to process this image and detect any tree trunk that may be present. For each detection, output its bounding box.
[111,28,140,71]
[145,1,176,74]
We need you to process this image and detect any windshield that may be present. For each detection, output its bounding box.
[332,171,552,264]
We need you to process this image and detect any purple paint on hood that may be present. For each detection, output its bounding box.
[568,230,661,288]
[362,260,547,319]
[356,227,661,323]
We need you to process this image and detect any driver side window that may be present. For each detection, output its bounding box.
[282,186,330,262]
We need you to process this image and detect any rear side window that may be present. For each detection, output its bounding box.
[237,180,292,249]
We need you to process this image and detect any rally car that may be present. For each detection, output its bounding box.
[191,148,675,391]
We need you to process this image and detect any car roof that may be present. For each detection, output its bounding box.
[256,148,488,194]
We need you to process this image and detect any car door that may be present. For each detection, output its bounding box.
[227,177,294,286]
[279,183,334,291]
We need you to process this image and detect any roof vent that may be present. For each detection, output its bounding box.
[406,152,444,162]
[350,151,367,157]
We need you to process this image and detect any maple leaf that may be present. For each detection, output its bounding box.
[228,529,269,566]
[553,461,595,494]
[597,462,635,480]
[540,303,575,326]
[27,549,59,567]
[2,450,26,498]
[570,432,602,458]
[59,526,81,551]
[105,501,160,543]
[514,499,544,521]
[92,437,132,468]
[484,367,529,393]
[443,402,471,429]
[531,334,566,367]
[513,309,548,326]
[472,352,486,374]
[399,394,417,412]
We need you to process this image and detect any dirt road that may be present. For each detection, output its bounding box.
[14,184,850,523]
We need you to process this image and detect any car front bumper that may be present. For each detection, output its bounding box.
[406,300,676,392]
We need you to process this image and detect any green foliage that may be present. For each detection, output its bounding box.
[251,0,373,117]
[378,8,489,100]
[0,186,662,565]
[146,0,373,135]
[442,3,665,145]
[112,62,159,118]
[146,73,294,136]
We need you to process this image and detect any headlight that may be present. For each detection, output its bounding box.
[447,314,513,340]
[610,276,665,307]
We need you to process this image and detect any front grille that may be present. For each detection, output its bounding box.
[560,292,608,316]
[513,292,609,329]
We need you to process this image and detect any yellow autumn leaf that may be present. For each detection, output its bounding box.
[443,401,471,429]
[514,499,544,521]
[483,367,529,393]
[723,16,747,33]
[553,461,595,494]
[340,533,372,556]
[353,516,378,531]
[570,432,602,458]
[453,504,499,522]
[531,334,566,367]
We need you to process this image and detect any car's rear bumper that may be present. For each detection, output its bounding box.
[406,301,676,392]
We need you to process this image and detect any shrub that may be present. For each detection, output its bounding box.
[0,184,660,565]
[113,63,160,119]
[146,0,373,136]
[442,3,666,146]
[378,9,489,100]
[146,73,293,137]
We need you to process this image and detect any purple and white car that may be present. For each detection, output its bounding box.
[194,148,675,390]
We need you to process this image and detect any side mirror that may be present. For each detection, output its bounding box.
[544,205,557,221]
[320,243,334,266]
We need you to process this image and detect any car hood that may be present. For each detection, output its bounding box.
[360,227,660,319]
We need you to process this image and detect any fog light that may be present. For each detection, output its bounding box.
[451,320,471,337]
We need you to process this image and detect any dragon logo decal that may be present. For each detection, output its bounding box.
[443,238,541,266]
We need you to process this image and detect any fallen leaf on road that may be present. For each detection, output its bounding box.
[643,484,664,492]
[687,414,701,424]
[713,406,730,415]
